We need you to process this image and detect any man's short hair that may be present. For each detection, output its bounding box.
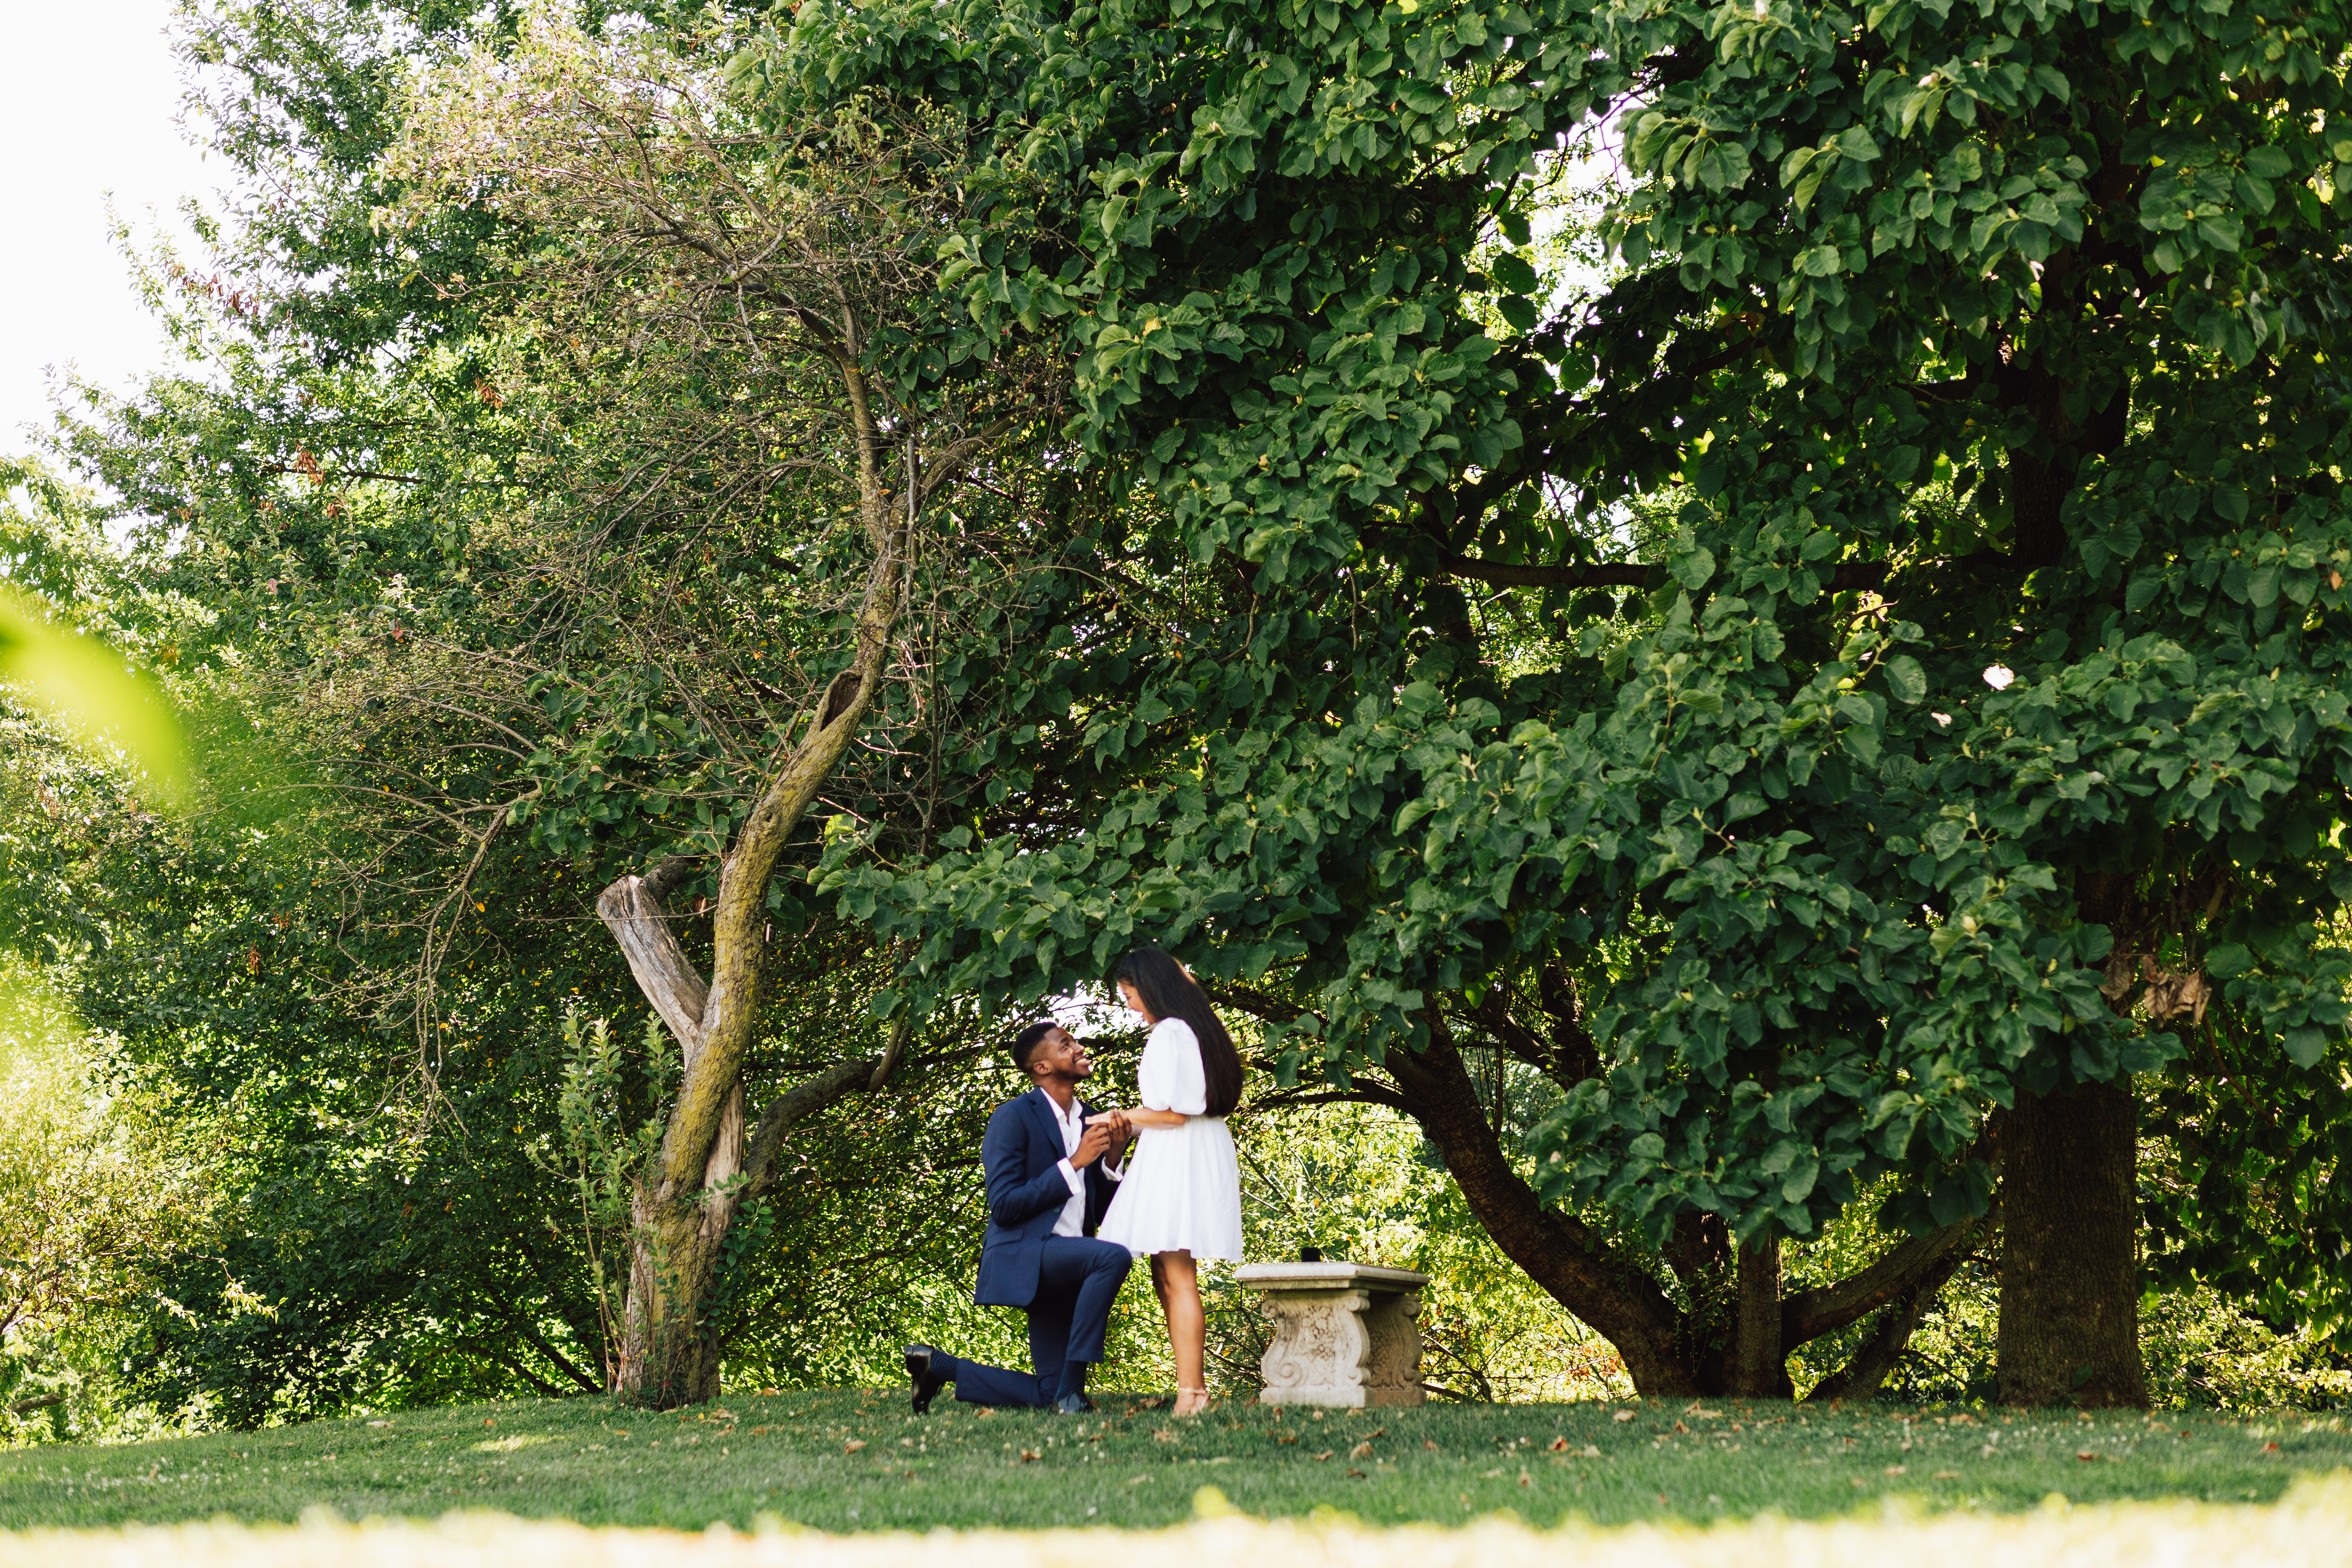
[1011,1020,1057,1076]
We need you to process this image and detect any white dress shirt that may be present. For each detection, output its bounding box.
[1047,1091,1122,1238]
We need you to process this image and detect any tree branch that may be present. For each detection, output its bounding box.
[1438,549,2027,597]
[741,1055,889,1198]
[1782,1199,1995,1347]
[1803,1236,1981,1402]
[594,872,710,1058]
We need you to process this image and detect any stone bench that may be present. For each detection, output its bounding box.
[1233,1260,1430,1408]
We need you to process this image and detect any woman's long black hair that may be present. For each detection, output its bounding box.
[1113,947,1243,1117]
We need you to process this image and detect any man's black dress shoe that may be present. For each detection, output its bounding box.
[1053,1391,1094,1415]
[905,1345,950,1414]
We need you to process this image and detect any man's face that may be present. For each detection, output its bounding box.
[1028,1026,1094,1083]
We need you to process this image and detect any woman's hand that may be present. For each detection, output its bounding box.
[1089,1108,1187,1130]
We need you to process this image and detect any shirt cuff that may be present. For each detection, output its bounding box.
[1057,1156,1083,1196]
[1102,1156,1125,1182]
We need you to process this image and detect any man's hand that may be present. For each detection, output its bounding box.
[1102,1110,1134,1162]
[1071,1118,1120,1169]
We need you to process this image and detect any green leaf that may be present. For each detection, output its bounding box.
[0,586,187,806]
[2245,145,2293,179]
[1882,655,1927,704]
[1673,546,1717,589]
[2247,561,2281,608]
[1489,252,1539,294]
[1835,126,1883,161]
[2204,943,2252,978]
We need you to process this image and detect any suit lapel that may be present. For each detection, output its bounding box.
[1025,1087,1064,1169]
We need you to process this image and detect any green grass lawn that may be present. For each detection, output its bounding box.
[0,1392,2341,1534]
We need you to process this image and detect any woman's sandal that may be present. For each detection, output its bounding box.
[1175,1386,1212,1417]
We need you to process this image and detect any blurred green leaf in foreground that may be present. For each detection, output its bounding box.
[0,584,185,808]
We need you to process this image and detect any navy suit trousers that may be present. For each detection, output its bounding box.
[946,1236,1132,1408]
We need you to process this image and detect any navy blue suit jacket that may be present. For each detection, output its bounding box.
[974,1087,1120,1308]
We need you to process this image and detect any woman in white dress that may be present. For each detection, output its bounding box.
[1089,947,1244,1417]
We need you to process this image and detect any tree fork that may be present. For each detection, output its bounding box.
[596,414,915,1407]
[1376,1012,2000,1399]
[1383,1020,1697,1395]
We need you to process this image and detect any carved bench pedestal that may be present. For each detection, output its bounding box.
[1234,1261,1429,1408]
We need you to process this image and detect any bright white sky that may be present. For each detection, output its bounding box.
[0,0,217,456]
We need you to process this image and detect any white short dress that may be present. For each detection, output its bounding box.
[1096,1017,1244,1261]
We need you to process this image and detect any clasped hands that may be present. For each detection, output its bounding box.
[1070,1109,1132,1169]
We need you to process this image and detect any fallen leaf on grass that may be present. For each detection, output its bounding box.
[1348,1441,1373,1459]
[749,1426,770,1436]
[1613,1410,1634,1422]
[1548,1437,1568,1451]
[1886,1465,1907,1476]
[1154,1430,1178,1443]
[1482,1468,1504,1479]
[2265,1442,2282,1453]
[1277,1435,1298,1445]
[975,1408,995,1419]
[1683,1403,1722,1419]
[843,1440,867,1454]
[1934,1471,1961,1480]
[1424,1439,1438,1450]
[1346,1468,1368,1479]
[2076,1452,2098,1462]
[1517,1471,1532,1488]
[1125,1476,1149,1485]
[1312,1450,1335,1462]
[1018,1449,1041,1463]
[1673,1421,1690,1434]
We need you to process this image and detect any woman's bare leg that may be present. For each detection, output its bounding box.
[1154,1251,1207,1414]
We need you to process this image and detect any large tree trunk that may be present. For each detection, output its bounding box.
[1997,1081,2146,1406]
[1728,1238,1789,1397]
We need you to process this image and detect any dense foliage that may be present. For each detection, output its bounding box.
[7,0,2352,1423]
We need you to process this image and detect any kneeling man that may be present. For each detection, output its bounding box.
[906,1021,1133,1415]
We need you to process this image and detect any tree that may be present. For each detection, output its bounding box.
[763,0,2352,1405]
[377,14,1074,1405]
